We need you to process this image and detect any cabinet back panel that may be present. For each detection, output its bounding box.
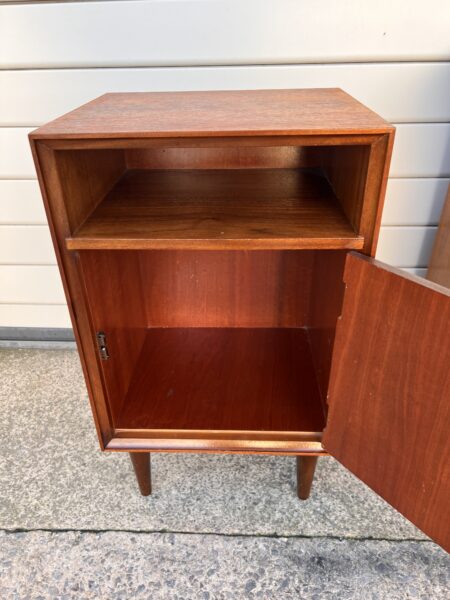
[139,250,314,327]
[125,146,320,170]
[79,250,314,328]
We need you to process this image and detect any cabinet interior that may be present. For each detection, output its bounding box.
[57,142,369,447]
[79,249,346,441]
[62,143,370,251]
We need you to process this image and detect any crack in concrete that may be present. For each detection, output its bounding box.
[0,527,432,543]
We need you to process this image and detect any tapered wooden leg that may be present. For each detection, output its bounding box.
[129,452,151,496]
[296,456,318,500]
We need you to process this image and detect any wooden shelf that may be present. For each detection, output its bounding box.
[67,168,363,251]
[117,328,325,434]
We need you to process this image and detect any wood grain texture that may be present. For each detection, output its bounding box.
[67,168,364,251]
[125,146,319,170]
[323,133,395,255]
[129,452,151,496]
[118,328,326,435]
[30,140,115,446]
[324,253,450,551]
[307,251,347,405]
[322,145,369,246]
[28,89,393,466]
[29,89,392,139]
[360,133,395,255]
[109,425,324,454]
[37,134,384,152]
[55,149,125,233]
[78,251,147,422]
[8,176,448,229]
[107,437,325,455]
[139,250,314,328]
[297,456,319,500]
[427,185,450,288]
[19,124,450,180]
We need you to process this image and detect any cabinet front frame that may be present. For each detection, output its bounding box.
[30,131,393,453]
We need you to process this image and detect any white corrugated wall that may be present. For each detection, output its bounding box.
[0,0,449,328]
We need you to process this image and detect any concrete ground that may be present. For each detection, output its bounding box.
[0,348,448,599]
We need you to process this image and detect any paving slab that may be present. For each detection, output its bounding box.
[1,531,448,600]
[0,348,427,538]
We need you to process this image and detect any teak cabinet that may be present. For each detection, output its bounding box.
[30,89,449,551]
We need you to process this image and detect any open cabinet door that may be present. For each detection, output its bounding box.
[323,253,450,551]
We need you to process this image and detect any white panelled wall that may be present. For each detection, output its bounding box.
[0,1,449,328]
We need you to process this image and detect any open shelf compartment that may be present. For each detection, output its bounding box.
[67,167,364,251]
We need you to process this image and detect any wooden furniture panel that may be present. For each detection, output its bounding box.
[118,328,325,434]
[31,89,392,139]
[307,251,347,405]
[66,168,364,251]
[125,146,319,170]
[139,250,313,328]
[54,149,125,233]
[41,134,383,151]
[324,253,450,551]
[29,141,126,446]
[322,145,370,231]
[427,185,450,288]
[322,134,394,254]
[358,134,394,255]
[78,251,147,421]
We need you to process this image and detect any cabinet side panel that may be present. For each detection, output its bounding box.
[55,149,125,233]
[139,250,314,328]
[359,133,395,255]
[307,251,346,406]
[30,141,121,446]
[322,133,394,256]
[78,251,147,423]
[322,145,370,234]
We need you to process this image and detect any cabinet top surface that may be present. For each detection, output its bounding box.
[30,89,392,140]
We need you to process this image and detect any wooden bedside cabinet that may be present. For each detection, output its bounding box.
[29,89,449,551]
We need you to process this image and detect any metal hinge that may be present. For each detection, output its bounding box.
[96,331,109,360]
